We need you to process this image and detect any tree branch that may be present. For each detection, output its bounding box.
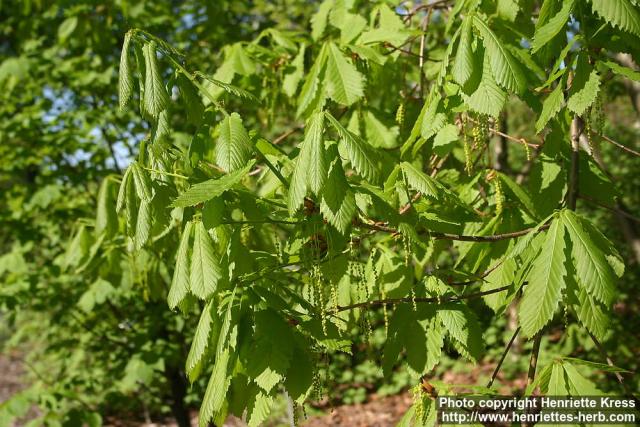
[331,284,512,313]
[355,219,550,242]
[487,327,521,388]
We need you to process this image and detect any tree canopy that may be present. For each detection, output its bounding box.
[2,0,640,426]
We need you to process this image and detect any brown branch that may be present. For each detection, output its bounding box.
[587,331,639,406]
[487,327,521,388]
[355,219,550,242]
[272,125,303,145]
[467,116,540,148]
[579,194,640,224]
[598,133,640,157]
[332,284,512,313]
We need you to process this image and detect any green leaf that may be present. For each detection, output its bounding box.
[283,45,306,97]
[96,178,118,238]
[247,391,273,427]
[432,123,459,155]
[401,162,441,199]
[532,0,575,53]
[574,283,609,341]
[186,301,216,382]
[562,362,602,395]
[320,145,356,234]
[296,44,327,118]
[131,161,153,203]
[535,82,564,133]
[497,0,520,21]
[58,16,78,41]
[196,72,258,101]
[168,221,193,310]
[364,111,399,149]
[134,200,152,250]
[247,311,293,393]
[452,18,474,86]
[119,32,134,111]
[142,41,169,119]
[567,67,600,116]
[311,0,334,40]
[518,219,567,338]
[438,304,483,361]
[116,166,132,213]
[589,0,640,36]
[325,42,364,106]
[547,362,570,395]
[215,113,254,173]
[600,59,640,82]
[472,15,526,93]
[561,210,616,305]
[190,221,221,300]
[172,160,254,207]
[287,111,326,213]
[462,54,507,118]
[325,111,380,183]
[199,349,231,427]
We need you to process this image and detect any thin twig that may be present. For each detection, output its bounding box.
[272,125,303,145]
[598,133,640,157]
[356,219,550,242]
[332,284,512,313]
[587,331,640,406]
[467,116,540,148]
[487,327,521,388]
[579,194,640,224]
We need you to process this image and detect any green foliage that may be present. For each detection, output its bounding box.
[2,0,640,426]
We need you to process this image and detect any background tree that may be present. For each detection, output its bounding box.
[1,0,640,426]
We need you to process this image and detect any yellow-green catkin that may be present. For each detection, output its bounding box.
[378,276,388,336]
[395,102,405,127]
[585,113,595,156]
[522,138,531,161]
[494,176,504,215]
[412,384,425,424]
[463,115,472,175]
[292,401,299,426]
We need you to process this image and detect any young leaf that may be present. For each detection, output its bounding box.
[172,160,255,207]
[96,178,118,237]
[116,166,132,213]
[462,54,507,118]
[131,161,153,203]
[473,15,526,93]
[320,145,356,234]
[532,0,575,53]
[325,111,379,182]
[567,68,600,116]
[296,44,327,118]
[401,162,441,199]
[311,0,334,40]
[215,113,254,173]
[303,111,327,195]
[199,349,231,427]
[142,41,169,119]
[561,210,615,306]
[119,32,134,111]
[518,219,567,338]
[535,82,564,133]
[452,18,474,86]
[168,221,193,310]
[325,42,364,106]
[134,200,152,250]
[190,221,221,300]
[283,45,306,97]
[186,300,215,382]
[437,304,483,361]
[589,0,640,36]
